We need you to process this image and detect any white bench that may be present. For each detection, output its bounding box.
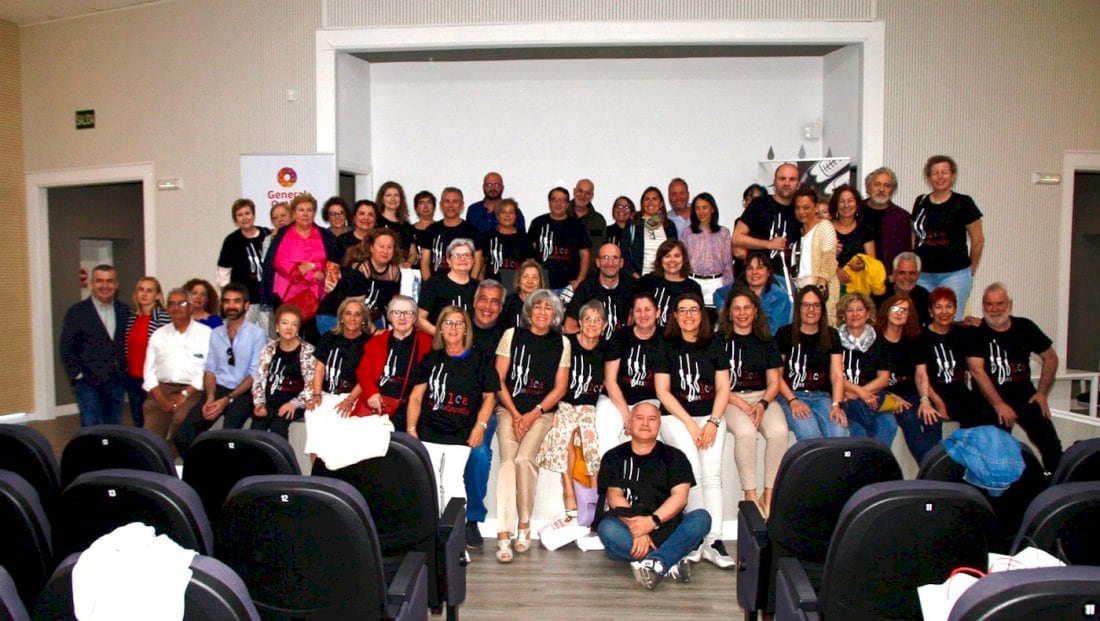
[1032,368,1098,417]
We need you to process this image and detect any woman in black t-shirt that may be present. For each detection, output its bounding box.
[354,295,432,430]
[305,298,373,421]
[718,287,786,518]
[776,286,847,440]
[655,293,732,568]
[407,307,499,517]
[493,289,570,562]
[637,239,703,329]
[375,181,417,266]
[876,294,943,464]
[501,259,546,330]
[599,291,662,456]
[336,199,378,262]
[417,238,479,335]
[912,155,985,320]
[478,199,530,289]
[536,300,607,521]
[836,293,895,446]
[829,185,876,293]
[920,287,994,428]
[318,227,402,332]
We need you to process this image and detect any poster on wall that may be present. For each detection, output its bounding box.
[240,153,337,228]
[759,157,856,197]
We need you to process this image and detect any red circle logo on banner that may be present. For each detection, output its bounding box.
[276,167,298,188]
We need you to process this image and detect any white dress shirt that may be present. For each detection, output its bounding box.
[142,319,213,392]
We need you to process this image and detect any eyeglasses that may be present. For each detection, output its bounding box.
[613,204,631,210]
[581,316,606,324]
[329,210,346,217]
[889,305,910,314]
[449,252,473,260]
[598,255,622,261]
[484,182,503,188]
[167,301,190,308]
[800,302,821,310]
[226,346,236,367]
[442,320,466,329]
[388,309,415,318]
[675,307,701,316]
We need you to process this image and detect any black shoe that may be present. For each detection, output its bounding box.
[466,521,484,550]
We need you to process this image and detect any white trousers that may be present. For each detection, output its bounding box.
[658,414,726,540]
[422,441,471,516]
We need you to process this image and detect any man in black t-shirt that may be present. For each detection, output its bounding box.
[420,187,482,280]
[464,279,506,550]
[966,282,1062,471]
[873,253,932,326]
[564,242,633,340]
[528,186,591,292]
[597,403,711,590]
[732,162,801,276]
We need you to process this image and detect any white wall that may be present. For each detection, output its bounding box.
[369,56,823,221]
[822,44,862,165]
[336,53,372,176]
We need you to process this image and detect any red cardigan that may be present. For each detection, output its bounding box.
[353,329,433,417]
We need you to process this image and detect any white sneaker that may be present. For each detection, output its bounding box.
[630,559,663,590]
[702,539,736,569]
[684,545,703,563]
[667,558,692,583]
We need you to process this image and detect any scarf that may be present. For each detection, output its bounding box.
[838,324,876,353]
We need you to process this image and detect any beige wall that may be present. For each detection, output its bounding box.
[0,19,31,414]
[15,1,1100,413]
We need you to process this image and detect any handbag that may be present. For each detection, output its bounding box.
[379,335,418,417]
[282,277,319,322]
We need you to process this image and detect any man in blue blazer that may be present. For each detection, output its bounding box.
[59,264,131,426]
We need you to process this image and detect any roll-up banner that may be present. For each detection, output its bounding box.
[240,153,337,228]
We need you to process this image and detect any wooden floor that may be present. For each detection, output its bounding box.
[24,414,746,619]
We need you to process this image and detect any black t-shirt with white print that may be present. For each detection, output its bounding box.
[911,192,982,273]
[655,337,730,419]
[726,332,783,392]
[218,228,269,303]
[477,229,530,284]
[737,195,800,274]
[422,220,479,273]
[598,441,695,546]
[314,331,369,394]
[564,334,606,407]
[377,332,416,400]
[528,214,591,290]
[841,335,894,388]
[636,274,703,329]
[418,272,479,323]
[500,327,568,414]
[921,325,970,389]
[966,317,1052,399]
[608,327,663,403]
[265,345,305,410]
[413,349,500,445]
[882,335,921,395]
[566,277,635,342]
[776,325,842,393]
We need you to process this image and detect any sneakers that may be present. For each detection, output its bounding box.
[465,521,484,550]
[667,558,692,583]
[702,539,736,569]
[684,545,703,563]
[630,559,663,590]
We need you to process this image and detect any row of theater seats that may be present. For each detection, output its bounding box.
[734,437,1100,621]
[0,423,467,620]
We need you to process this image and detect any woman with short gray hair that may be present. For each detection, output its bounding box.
[493,289,570,562]
[417,237,479,336]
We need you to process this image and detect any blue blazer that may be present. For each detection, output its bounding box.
[59,297,131,387]
[621,219,678,278]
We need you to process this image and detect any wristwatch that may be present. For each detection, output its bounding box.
[650,514,662,529]
[759,398,770,409]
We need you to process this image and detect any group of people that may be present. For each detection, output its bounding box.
[58,157,1064,590]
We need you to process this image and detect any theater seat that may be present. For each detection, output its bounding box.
[0,424,61,517]
[776,480,993,620]
[312,432,466,619]
[55,469,213,559]
[0,470,53,612]
[947,566,1100,621]
[1049,438,1100,485]
[1012,481,1100,565]
[736,437,902,620]
[180,429,300,522]
[34,552,260,620]
[59,425,175,487]
[215,475,428,620]
[0,566,29,621]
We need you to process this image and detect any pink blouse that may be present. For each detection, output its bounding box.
[273,226,328,301]
[680,225,734,285]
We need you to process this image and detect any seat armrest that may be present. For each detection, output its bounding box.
[736,500,772,613]
[439,496,465,538]
[387,551,428,619]
[437,496,468,607]
[775,557,820,620]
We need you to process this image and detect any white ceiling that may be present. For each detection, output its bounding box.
[0,0,162,26]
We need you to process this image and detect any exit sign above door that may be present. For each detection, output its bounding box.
[75,109,95,130]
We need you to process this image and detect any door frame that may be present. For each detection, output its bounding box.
[25,162,157,420]
[1056,151,1100,372]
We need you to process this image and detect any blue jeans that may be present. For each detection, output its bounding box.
[844,392,898,449]
[125,375,147,428]
[918,267,972,321]
[780,390,849,440]
[599,509,711,572]
[73,380,124,427]
[463,413,497,522]
[893,392,943,464]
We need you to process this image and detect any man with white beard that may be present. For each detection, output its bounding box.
[860,167,912,275]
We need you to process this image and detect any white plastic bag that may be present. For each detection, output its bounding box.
[538,512,588,551]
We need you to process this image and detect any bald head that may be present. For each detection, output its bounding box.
[573,178,594,209]
[773,163,800,204]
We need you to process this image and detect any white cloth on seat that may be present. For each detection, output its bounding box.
[72,522,197,621]
[304,392,392,469]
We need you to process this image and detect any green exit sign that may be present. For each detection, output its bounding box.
[75,109,95,130]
